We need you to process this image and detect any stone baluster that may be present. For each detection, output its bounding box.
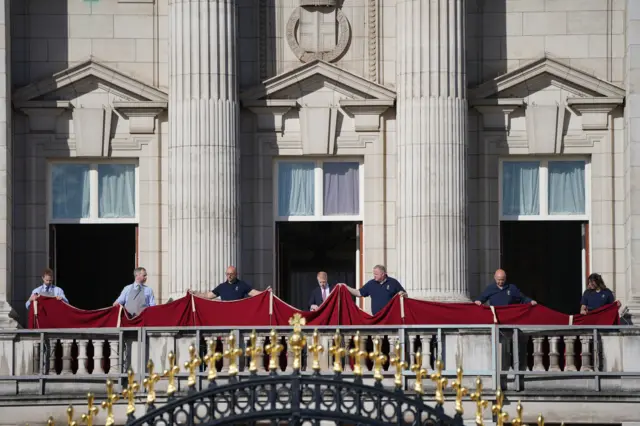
[580,335,594,372]
[33,342,41,374]
[255,336,266,374]
[76,339,89,375]
[422,334,434,368]
[108,340,119,375]
[48,339,57,375]
[531,336,545,371]
[321,334,332,371]
[60,339,74,375]
[564,336,578,372]
[548,336,561,372]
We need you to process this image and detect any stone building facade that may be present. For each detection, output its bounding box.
[0,0,639,326]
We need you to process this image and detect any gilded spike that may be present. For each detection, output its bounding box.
[410,351,429,395]
[265,329,284,372]
[491,389,509,426]
[348,331,368,377]
[67,405,77,426]
[328,329,346,374]
[430,359,448,405]
[452,367,468,415]
[183,344,201,388]
[389,341,407,390]
[143,359,162,405]
[121,369,140,416]
[369,337,387,383]
[203,338,223,381]
[512,401,526,426]
[245,331,262,374]
[288,314,307,371]
[47,418,55,426]
[308,329,324,373]
[162,351,180,397]
[80,393,100,426]
[537,415,545,426]
[224,333,243,376]
[470,377,489,426]
[100,379,120,426]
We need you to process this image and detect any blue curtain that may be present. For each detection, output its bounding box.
[98,164,136,218]
[278,162,315,216]
[548,161,585,215]
[502,161,540,216]
[323,162,359,215]
[51,164,90,219]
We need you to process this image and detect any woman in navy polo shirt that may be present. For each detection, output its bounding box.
[580,273,620,314]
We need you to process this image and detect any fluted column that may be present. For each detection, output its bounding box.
[168,0,240,298]
[396,0,468,301]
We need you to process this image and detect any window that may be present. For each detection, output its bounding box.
[275,159,362,221]
[49,161,138,223]
[500,159,589,220]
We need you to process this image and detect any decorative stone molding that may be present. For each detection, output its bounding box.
[72,106,114,157]
[340,99,393,132]
[113,101,167,134]
[471,99,524,131]
[244,100,297,133]
[14,101,71,132]
[526,103,567,154]
[367,0,378,82]
[566,97,624,131]
[300,106,338,155]
[259,0,268,79]
[286,7,351,63]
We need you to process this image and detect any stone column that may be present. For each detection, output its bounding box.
[168,0,240,299]
[0,0,16,328]
[395,0,468,301]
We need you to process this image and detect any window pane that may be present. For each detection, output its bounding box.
[51,164,90,219]
[323,162,359,215]
[548,161,586,215]
[98,164,136,218]
[502,162,540,216]
[278,162,315,216]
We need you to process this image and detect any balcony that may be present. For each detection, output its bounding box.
[1,324,639,425]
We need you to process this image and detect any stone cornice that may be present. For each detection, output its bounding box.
[340,99,394,131]
[243,100,298,133]
[14,101,72,132]
[113,101,168,134]
[471,99,525,131]
[566,97,624,130]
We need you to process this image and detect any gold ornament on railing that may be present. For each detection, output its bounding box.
[163,351,180,397]
[288,313,307,372]
[328,329,346,374]
[224,332,243,377]
[512,401,525,426]
[492,389,509,426]
[80,393,100,426]
[47,417,55,426]
[245,331,262,375]
[308,329,324,373]
[349,331,368,378]
[452,367,468,415]
[143,359,161,405]
[430,359,448,405]
[389,341,407,390]
[537,414,545,426]
[410,351,428,395]
[203,338,223,382]
[369,337,387,384]
[470,377,489,426]
[100,379,120,426]
[122,369,140,416]
[67,405,77,426]
[265,329,284,372]
[184,344,202,388]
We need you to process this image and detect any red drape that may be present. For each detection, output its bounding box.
[27,286,621,329]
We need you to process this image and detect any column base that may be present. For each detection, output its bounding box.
[407,290,470,303]
[0,300,20,329]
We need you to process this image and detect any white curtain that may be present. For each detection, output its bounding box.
[99,164,136,218]
[323,162,359,215]
[51,164,90,219]
[502,161,540,216]
[548,161,585,215]
[278,162,315,216]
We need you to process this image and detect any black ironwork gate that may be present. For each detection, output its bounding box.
[129,374,461,426]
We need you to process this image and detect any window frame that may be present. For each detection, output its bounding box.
[47,159,140,224]
[498,157,590,221]
[273,158,364,222]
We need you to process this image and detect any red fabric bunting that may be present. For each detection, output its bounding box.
[27,285,621,329]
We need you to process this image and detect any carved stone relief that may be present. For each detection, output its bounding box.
[286,1,351,63]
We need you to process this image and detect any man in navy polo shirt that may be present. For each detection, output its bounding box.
[344,264,407,315]
[474,269,537,307]
[192,266,264,301]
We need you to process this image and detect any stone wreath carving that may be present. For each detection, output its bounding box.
[286,6,351,63]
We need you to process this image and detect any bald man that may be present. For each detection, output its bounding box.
[474,269,537,307]
[192,266,263,301]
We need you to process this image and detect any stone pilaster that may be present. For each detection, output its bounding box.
[168,0,240,299]
[395,0,468,301]
[0,0,16,328]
